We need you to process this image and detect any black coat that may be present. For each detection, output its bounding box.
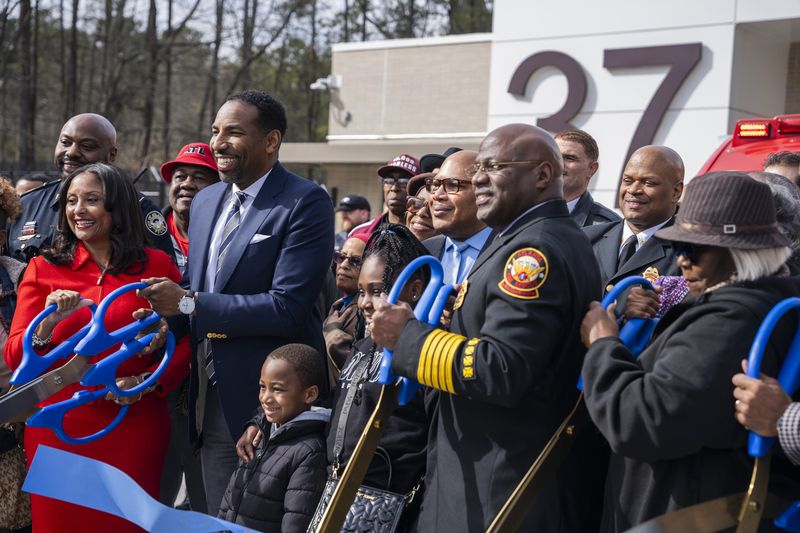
[218,408,329,533]
[583,217,681,291]
[570,191,621,227]
[327,337,429,494]
[392,199,603,531]
[583,277,800,532]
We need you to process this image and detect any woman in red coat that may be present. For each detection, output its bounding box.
[4,163,190,533]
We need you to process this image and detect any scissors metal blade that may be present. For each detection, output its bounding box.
[736,454,771,533]
[0,356,91,424]
[313,382,400,533]
[624,487,787,533]
[487,394,589,533]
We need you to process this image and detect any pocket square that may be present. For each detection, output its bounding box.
[249,233,272,244]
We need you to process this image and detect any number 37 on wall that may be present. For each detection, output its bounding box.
[508,43,702,194]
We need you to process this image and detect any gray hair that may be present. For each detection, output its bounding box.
[730,247,792,281]
[748,171,800,271]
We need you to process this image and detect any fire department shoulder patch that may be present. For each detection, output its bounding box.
[145,210,168,236]
[498,247,548,300]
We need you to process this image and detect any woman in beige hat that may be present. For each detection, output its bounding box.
[578,171,800,532]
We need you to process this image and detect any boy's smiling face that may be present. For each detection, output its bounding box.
[258,357,317,425]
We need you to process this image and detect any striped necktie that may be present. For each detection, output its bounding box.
[205,190,247,385]
[216,191,247,276]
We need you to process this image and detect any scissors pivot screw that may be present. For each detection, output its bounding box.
[53,375,63,386]
[748,501,760,512]
[565,425,575,436]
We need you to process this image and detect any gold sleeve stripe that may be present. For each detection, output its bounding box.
[418,329,447,385]
[425,330,448,389]
[440,334,463,394]
[416,329,465,394]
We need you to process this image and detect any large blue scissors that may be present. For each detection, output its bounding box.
[378,255,455,404]
[625,296,800,533]
[312,256,454,533]
[0,282,175,445]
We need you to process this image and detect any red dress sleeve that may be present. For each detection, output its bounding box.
[144,251,190,395]
[5,258,46,371]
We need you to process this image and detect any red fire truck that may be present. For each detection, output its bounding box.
[697,114,800,174]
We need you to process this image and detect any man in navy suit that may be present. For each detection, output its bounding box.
[140,90,334,515]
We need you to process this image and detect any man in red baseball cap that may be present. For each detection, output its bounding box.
[160,143,220,275]
[158,142,219,513]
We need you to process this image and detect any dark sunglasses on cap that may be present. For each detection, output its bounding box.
[333,251,363,268]
[671,242,713,263]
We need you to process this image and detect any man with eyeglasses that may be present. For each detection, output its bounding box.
[351,154,419,238]
[371,123,602,531]
[583,145,684,292]
[423,150,492,285]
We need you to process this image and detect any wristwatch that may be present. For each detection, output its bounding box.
[178,290,196,315]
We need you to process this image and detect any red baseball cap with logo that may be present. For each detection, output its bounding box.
[377,154,420,179]
[160,143,219,183]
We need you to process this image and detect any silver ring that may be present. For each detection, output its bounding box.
[735,399,741,407]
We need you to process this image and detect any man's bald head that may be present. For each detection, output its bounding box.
[54,113,118,178]
[472,124,563,229]
[619,145,684,231]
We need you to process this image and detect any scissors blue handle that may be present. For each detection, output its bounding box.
[81,331,175,397]
[12,301,98,386]
[74,282,161,356]
[24,282,175,445]
[744,297,800,458]
[26,389,129,445]
[578,276,656,391]
[378,256,454,406]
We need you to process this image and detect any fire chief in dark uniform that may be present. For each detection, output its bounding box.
[372,123,602,531]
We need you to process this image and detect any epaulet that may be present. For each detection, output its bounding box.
[20,178,61,198]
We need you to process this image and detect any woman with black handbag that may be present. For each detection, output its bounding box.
[316,224,432,532]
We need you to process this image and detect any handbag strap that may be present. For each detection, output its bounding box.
[332,349,373,475]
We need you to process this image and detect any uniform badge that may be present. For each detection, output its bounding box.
[18,221,37,241]
[498,247,548,300]
[642,267,659,283]
[453,279,469,310]
[145,211,168,236]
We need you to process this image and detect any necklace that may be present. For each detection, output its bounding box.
[96,261,110,285]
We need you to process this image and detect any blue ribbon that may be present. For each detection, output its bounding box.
[23,445,260,533]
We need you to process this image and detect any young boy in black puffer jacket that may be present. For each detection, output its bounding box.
[218,344,329,532]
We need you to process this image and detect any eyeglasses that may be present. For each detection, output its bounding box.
[333,251,363,268]
[406,196,428,212]
[381,177,410,187]
[471,160,546,175]
[425,177,473,194]
[671,242,713,263]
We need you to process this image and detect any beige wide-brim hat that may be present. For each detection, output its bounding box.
[656,171,790,250]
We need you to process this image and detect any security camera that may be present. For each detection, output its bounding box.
[310,78,328,91]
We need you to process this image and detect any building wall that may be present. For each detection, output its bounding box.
[328,35,491,139]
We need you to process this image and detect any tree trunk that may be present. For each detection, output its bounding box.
[18,0,34,168]
[163,0,173,161]
[306,0,318,141]
[66,0,79,116]
[139,0,158,163]
[198,0,223,134]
